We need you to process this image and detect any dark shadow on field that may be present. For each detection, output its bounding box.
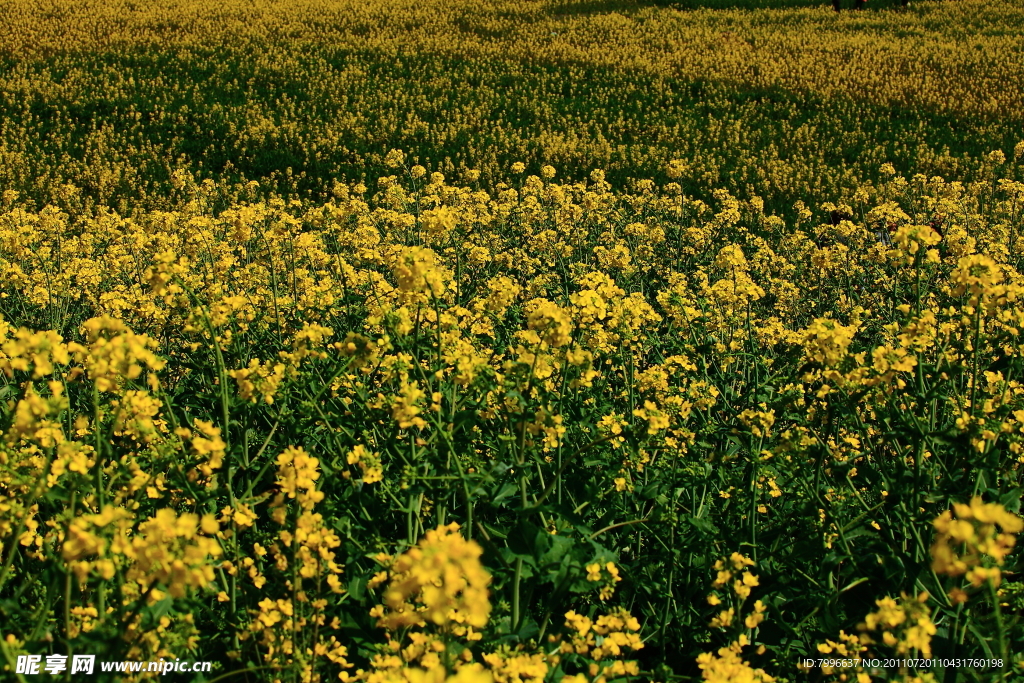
[546,0,651,16]
[6,41,1021,219]
[547,0,911,13]
[547,0,816,15]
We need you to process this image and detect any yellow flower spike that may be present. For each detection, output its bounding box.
[730,553,754,570]
[376,523,491,632]
[931,498,1022,583]
[709,608,734,629]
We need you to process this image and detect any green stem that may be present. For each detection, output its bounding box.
[93,384,104,510]
[987,578,1009,677]
[512,557,523,633]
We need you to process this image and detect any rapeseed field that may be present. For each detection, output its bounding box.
[1,0,1022,681]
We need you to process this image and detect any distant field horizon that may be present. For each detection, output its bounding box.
[1,0,1021,215]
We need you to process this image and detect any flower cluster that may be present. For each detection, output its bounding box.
[698,554,772,683]
[931,498,1023,589]
[374,523,491,634]
[63,507,222,599]
[584,561,622,601]
[560,609,643,683]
